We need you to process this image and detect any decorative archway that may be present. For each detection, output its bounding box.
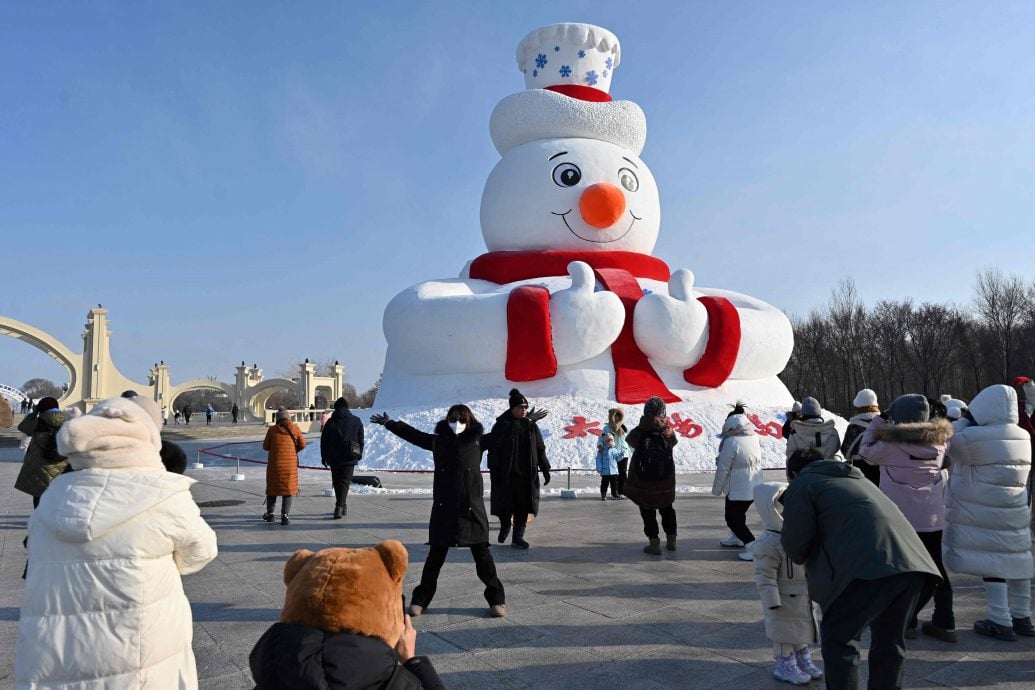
[0,315,82,404]
[0,383,27,404]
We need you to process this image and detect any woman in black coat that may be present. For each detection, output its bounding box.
[372,405,506,618]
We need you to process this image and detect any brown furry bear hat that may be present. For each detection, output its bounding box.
[279,541,408,646]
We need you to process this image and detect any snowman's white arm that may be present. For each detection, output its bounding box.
[695,288,794,379]
[382,279,509,375]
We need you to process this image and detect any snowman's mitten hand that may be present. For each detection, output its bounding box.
[633,269,709,367]
[550,261,625,365]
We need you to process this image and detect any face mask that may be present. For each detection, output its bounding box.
[449,421,466,434]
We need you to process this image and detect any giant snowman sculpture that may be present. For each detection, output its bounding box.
[358,23,798,473]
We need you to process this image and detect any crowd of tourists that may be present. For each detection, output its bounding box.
[6,375,1034,689]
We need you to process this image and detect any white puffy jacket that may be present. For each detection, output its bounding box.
[712,415,764,501]
[944,385,1033,580]
[15,397,218,689]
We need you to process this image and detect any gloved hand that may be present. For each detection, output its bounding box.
[528,406,549,423]
[370,412,391,426]
[542,471,551,486]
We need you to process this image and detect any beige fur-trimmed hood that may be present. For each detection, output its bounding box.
[873,418,954,446]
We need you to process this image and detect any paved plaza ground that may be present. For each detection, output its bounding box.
[2,433,1035,689]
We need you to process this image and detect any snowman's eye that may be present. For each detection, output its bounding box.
[552,162,582,187]
[619,168,639,192]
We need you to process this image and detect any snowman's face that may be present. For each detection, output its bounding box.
[480,138,660,254]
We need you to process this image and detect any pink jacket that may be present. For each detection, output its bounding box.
[859,415,953,532]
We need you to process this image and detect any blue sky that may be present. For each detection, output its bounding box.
[2,2,1033,394]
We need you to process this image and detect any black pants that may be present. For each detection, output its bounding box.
[724,498,755,544]
[331,464,356,510]
[32,495,40,509]
[639,505,677,538]
[411,543,505,608]
[266,496,293,515]
[600,475,618,498]
[913,530,953,629]
[820,572,925,690]
[232,414,238,424]
[617,458,629,495]
[499,512,528,528]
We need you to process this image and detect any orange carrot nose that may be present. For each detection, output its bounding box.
[579,183,626,229]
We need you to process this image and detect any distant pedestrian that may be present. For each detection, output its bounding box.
[712,412,763,561]
[601,407,631,497]
[785,397,842,460]
[595,433,622,500]
[309,403,316,422]
[204,404,215,426]
[161,405,169,426]
[15,396,217,689]
[231,403,240,424]
[487,389,550,550]
[262,408,306,525]
[860,394,956,642]
[944,384,1034,641]
[781,453,939,690]
[625,396,678,555]
[752,482,823,686]
[174,409,181,425]
[320,398,364,519]
[182,403,193,425]
[372,405,506,618]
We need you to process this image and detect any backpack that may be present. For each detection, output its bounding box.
[631,430,672,482]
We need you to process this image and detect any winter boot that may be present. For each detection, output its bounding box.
[281,514,290,526]
[719,533,745,548]
[974,619,1017,641]
[738,541,755,561]
[1013,617,1035,637]
[643,538,662,556]
[773,654,811,685]
[511,525,529,550]
[498,520,511,544]
[262,512,274,523]
[665,534,677,551]
[794,647,823,681]
[921,621,958,642]
[332,506,344,520]
[409,604,424,617]
[489,604,506,618]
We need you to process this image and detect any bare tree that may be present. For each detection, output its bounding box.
[21,378,63,400]
[973,268,1030,382]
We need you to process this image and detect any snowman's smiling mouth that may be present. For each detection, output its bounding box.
[551,209,640,244]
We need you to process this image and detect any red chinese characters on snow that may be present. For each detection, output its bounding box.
[562,416,603,439]
[560,413,783,440]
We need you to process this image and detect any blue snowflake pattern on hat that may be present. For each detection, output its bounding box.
[559,65,571,78]
[535,53,547,69]
[554,46,560,52]
[584,70,598,86]
[578,49,586,58]
[606,57,613,69]
[532,68,538,77]
[602,70,609,79]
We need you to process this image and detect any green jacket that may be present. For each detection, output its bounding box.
[15,409,69,497]
[780,460,939,611]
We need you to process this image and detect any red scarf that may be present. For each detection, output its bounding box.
[470,251,741,403]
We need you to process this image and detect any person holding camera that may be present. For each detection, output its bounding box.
[320,397,365,520]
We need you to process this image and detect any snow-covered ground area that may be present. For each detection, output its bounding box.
[260,394,848,473]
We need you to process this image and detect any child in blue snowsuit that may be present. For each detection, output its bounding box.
[596,433,623,500]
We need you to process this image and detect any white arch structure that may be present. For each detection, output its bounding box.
[0,308,345,419]
[0,383,27,404]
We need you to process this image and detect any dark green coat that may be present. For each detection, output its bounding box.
[780,460,939,611]
[15,409,68,497]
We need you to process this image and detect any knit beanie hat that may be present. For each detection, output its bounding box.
[889,394,930,424]
[852,389,878,408]
[333,397,349,410]
[508,388,528,409]
[790,401,802,413]
[801,397,822,419]
[57,396,163,470]
[644,396,666,418]
[37,396,60,413]
[276,407,289,421]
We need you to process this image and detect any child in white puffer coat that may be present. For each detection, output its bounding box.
[752,481,823,686]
